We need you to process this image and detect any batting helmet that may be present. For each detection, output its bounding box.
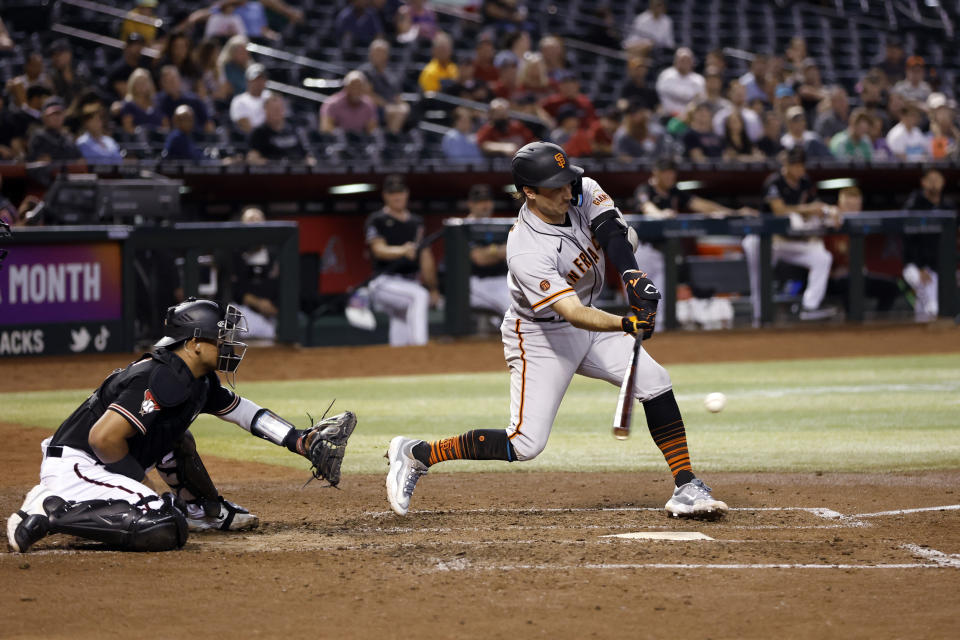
[155,298,248,379]
[511,141,584,204]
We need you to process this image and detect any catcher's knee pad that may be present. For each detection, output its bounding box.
[157,430,220,517]
[47,495,188,551]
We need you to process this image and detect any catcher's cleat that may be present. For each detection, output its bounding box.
[7,511,50,553]
[185,497,259,532]
[664,479,728,520]
[385,436,428,516]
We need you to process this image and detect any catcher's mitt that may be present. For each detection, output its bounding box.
[296,410,357,487]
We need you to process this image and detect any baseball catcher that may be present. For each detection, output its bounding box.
[7,298,357,553]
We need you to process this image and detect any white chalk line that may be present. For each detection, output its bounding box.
[902,544,960,568]
[674,381,960,401]
[432,561,948,572]
[850,504,960,519]
[364,506,845,518]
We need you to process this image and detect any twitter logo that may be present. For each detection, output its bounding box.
[70,327,91,353]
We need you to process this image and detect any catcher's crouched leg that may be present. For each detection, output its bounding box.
[156,430,259,532]
[45,494,188,551]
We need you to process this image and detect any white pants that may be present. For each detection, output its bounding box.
[369,274,430,347]
[17,438,163,517]
[234,303,277,340]
[742,235,832,320]
[470,275,512,317]
[902,263,938,321]
[501,317,672,461]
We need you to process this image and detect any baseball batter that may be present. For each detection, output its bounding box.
[7,299,356,553]
[386,141,727,519]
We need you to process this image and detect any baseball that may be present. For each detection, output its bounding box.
[704,392,726,413]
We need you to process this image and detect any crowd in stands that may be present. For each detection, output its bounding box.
[0,0,957,172]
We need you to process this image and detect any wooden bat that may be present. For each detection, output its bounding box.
[612,332,643,440]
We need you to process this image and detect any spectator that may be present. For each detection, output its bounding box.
[739,53,768,104]
[155,34,201,94]
[683,102,725,161]
[901,169,946,321]
[743,147,836,323]
[885,103,930,161]
[229,0,295,41]
[829,108,873,161]
[772,82,799,118]
[76,106,123,164]
[320,70,378,135]
[229,63,271,133]
[364,174,440,347]
[106,34,146,101]
[893,56,931,104]
[612,103,664,161]
[858,70,889,130]
[814,86,850,141]
[396,0,438,43]
[796,59,827,120]
[541,70,597,125]
[876,35,905,82]
[205,0,248,38]
[335,0,384,49]
[549,105,581,147]
[566,106,618,158]
[418,32,458,93]
[538,35,568,83]
[617,56,658,113]
[162,105,204,162]
[705,49,727,77]
[217,35,251,97]
[482,0,530,31]
[624,0,674,53]
[119,68,165,134]
[476,97,535,156]
[463,183,511,320]
[0,174,38,226]
[0,17,13,52]
[515,52,552,101]
[0,93,25,160]
[655,48,705,117]
[712,81,762,141]
[158,66,213,133]
[927,93,959,159]
[12,85,51,135]
[510,91,554,131]
[47,39,87,107]
[249,94,314,164]
[585,5,621,50]
[26,97,81,162]
[442,106,484,162]
[194,39,232,103]
[701,66,729,115]
[360,39,410,134]
[5,51,50,113]
[868,114,895,161]
[490,50,520,101]
[473,31,499,84]
[780,105,831,159]
[121,0,158,45]
[785,37,808,80]
[232,207,280,340]
[723,108,762,161]
[448,55,493,105]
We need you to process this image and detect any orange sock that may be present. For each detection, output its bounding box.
[413,430,513,466]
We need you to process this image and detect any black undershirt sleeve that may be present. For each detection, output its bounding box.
[590,209,639,275]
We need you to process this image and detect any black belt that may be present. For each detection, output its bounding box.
[532,316,566,323]
[46,445,64,458]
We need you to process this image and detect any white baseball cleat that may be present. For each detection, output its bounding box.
[385,436,428,516]
[185,498,259,532]
[7,486,57,552]
[664,479,728,520]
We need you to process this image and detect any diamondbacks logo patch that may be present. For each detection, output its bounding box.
[140,389,159,416]
[554,152,566,168]
[540,280,551,292]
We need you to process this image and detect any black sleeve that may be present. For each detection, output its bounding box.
[249,126,271,156]
[590,209,639,275]
[202,372,240,416]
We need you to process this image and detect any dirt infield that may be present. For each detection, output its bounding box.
[2,323,959,639]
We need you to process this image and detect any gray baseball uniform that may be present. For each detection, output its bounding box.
[501,177,672,460]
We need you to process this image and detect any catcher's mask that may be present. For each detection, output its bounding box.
[155,298,248,386]
[511,141,584,205]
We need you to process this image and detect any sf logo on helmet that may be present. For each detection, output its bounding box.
[554,152,566,168]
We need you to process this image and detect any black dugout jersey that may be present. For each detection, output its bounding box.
[364,209,423,277]
[636,181,693,213]
[469,229,509,278]
[50,348,239,469]
[901,190,942,269]
[762,171,816,213]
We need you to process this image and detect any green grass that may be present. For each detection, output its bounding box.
[3,354,959,475]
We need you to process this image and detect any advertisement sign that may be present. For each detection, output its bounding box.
[0,322,123,356]
[0,243,122,325]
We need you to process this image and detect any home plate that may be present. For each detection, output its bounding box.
[601,532,714,541]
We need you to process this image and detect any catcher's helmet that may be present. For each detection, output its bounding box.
[511,141,584,204]
[155,298,248,380]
